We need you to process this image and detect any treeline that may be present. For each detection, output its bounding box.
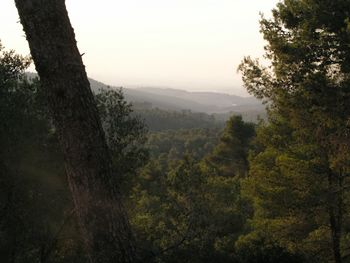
[0,44,251,262]
[146,128,220,159]
[2,0,350,262]
[133,108,224,131]
[1,45,347,262]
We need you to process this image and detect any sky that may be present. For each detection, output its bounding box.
[1,0,278,96]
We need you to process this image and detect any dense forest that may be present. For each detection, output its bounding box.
[2,0,350,262]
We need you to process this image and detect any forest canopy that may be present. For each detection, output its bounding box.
[2,0,350,262]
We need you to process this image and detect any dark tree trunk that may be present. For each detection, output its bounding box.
[14,1,137,262]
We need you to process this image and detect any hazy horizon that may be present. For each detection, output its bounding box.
[2,0,278,96]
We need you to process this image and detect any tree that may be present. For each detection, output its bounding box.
[14,1,136,262]
[0,41,86,263]
[0,42,149,262]
[131,155,244,263]
[130,118,255,262]
[205,115,255,177]
[239,113,332,262]
[95,88,149,193]
[238,0,350,262]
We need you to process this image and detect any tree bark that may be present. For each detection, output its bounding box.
[14,1,137,262]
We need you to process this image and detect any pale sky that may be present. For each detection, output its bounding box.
[1,0,278,96]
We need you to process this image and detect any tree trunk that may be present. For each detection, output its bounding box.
[14,1,137,262]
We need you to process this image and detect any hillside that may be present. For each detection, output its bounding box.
[25,75,265,122]
[88,78,266,121]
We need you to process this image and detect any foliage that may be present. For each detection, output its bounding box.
[130,115,256,262]
[240,114,333,261]
[95,88,149,191]
[235,233,306,263]
[130,155,247,263]
[0,42,148,262]
[4,1,350,261]
[0,41,86,263]
[134,108,225,131]
[147,128,220,160]
[238,1,350,262]
[205,115,255,177]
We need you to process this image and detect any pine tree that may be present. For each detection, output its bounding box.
[238,1,350,262]
[14,1,137,262]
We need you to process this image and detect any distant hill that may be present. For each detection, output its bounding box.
[136,87,260,107]
[26,74,266,122]
[88,78,266,120]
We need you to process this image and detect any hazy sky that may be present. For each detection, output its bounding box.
[1,0,278,96]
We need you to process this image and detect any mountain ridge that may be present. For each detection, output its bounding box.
[26,73,265,120]
[88,78,264,115]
